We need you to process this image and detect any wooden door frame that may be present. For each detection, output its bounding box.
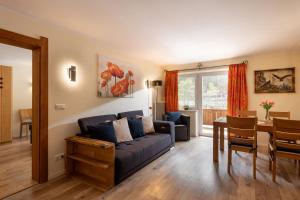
[0,28,48,183]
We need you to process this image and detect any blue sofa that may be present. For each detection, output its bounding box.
[77,110,175,183]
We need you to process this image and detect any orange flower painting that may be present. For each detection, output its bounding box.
[98,56,135,97]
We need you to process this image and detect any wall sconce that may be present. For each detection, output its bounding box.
[145,80,151,89]
[68,66,76,82]
[151,80,162,87]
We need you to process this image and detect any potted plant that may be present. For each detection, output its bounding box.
[183,105,189,110]
[260,100,274,120]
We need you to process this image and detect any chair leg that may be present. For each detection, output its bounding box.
[253,151,256,179]
[20,124,23,138]
[26,124,28,137]
[228,147,232,174]
[272,156,276,182]
[269,156,272,171]
[298,160,300,176]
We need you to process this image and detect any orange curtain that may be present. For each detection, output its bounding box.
[165,71,178,112]
[227,63,248,116]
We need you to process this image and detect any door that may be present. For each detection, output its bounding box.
[0,65,13,143]
[200,71,228,137]
[178,70,228,137]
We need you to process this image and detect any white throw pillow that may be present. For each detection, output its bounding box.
[113,118,133,143]
[138,116,155,134]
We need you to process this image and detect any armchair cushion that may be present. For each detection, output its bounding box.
[166,112,182,124]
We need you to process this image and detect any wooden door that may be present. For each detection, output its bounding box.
[0,65,12,143]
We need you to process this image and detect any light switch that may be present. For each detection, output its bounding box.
[55,104,66,110]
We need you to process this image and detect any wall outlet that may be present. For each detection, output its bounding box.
[55,153,64,161]
[55,104,67,110]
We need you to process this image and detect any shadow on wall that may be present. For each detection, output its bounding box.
[48,88,152,179]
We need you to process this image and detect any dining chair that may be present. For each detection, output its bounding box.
[269,111,297,163]
[227,116,258,179]
[19,108,32,138]
[269,111,290,120]
[270,118,300,182]
[237,110,257,118]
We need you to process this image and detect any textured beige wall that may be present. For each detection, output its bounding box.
[164,51,300,147]
[0,6,161,179]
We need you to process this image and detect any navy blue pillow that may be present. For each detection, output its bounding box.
[128,119,145,138]
[167,112,182,124]
[87,123,117,144]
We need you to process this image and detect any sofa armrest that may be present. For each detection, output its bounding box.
[180,115,190,126]
[153,120,175,147]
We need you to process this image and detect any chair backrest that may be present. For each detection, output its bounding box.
[269,111,290,120]
[273,118,300,141]
[19,108,32,122]
[227,116,257,146]
[237,110,257,118]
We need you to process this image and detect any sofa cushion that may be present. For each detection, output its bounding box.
[78,114,117,135]
[113,118,133,143]
[87,122,117,144]
[115,134,171,182]
[128,119,145,138]
[140,116,155,134]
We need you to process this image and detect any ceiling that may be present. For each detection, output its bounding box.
[0,43,31,66]
[1,0,300,65]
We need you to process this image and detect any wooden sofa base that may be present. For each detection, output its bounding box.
[65,136,115,190]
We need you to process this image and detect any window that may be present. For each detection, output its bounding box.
[202,73,228,109]
[178,75,196,109]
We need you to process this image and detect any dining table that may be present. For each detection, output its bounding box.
[213,116,273,162]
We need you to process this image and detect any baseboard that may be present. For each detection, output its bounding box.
[48,169,66,181]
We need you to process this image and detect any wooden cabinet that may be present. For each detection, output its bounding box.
[0,65,12,143]
[65,136,115,191]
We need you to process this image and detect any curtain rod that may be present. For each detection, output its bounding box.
[164,60,248,72]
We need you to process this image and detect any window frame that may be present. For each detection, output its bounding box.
[178,73,197,110]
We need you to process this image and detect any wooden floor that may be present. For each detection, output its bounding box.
[5,137,300,200]
[0,137,36,199]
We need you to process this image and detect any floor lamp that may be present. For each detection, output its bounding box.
[151,80,162,120]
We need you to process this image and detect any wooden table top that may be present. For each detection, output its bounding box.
[213,116,273,132]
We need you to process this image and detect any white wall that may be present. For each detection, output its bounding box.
[12,63,32,138]
[0,44,32,138]
[0,6,161,179]
[165,51,300,147]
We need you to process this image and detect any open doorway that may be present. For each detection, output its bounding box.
[0,44,35,198]
[0,28,48,197]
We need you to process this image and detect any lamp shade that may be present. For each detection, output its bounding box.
[151,80,162,87]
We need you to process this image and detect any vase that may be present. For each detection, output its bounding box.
[265,109,270,120]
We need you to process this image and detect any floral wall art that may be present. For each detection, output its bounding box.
[98,56,135,97]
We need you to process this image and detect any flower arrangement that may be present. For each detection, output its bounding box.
[98,59,135,97]
[260,100,274,120]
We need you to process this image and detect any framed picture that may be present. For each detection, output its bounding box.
[254,67,295,93]
[97,55,135,97]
